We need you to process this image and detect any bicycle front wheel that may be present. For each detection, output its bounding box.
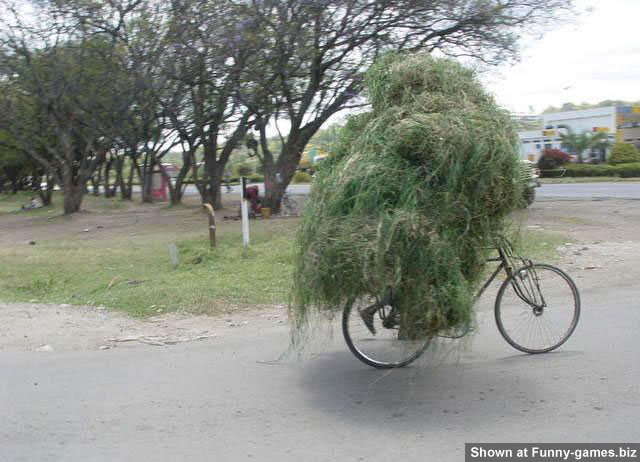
[495,263,580,354]
[342,295,430,369]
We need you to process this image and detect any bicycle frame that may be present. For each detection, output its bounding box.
[476,244,546,310]
[360,239,547,338]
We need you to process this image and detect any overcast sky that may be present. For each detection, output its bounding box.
[483,0,640,114]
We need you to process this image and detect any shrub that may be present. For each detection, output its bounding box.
[563,164,613,177]
[537,149,572,171]
[248,173,264,183]
[291,171,312,184]
[614,162,640,177]
[608,143,640,165]
[559,163,640,178]
[235,162,253,177]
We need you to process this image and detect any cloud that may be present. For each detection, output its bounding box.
[484,0,640,112]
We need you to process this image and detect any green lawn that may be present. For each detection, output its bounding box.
[0,191,128,216]
[0,193,567,317]
[0,214,297,317]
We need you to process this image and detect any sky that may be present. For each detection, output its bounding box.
[484,0,640,114]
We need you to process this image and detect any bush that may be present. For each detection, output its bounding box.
[248,173,264,183]
[563,164,613,177]
[291,171,312,184]
[614,162,640,177]
[557,163,640,178]
[608,143,640,165]
[235,162,253,177]
[537,149,572,171]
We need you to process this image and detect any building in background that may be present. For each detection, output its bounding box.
[517,106,640,162]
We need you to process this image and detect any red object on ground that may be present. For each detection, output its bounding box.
[151,169,169,201]
[151,164,178,201]
[244,186,262,214]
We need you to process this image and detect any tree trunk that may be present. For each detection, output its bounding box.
[38,173,54,206]
[262,138,306,213]
[114,156,125,198]
[122,155,139,200]
[167,152,192,206]
[103,156,114,197]
[63,183,84,214]
[92,161,103,196]
[60,162,85,214]
[10,176,19,194]
[141,152,155,203]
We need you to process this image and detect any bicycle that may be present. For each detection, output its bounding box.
[342,237,581,369]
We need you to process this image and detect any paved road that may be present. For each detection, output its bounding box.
[538,182,640,200]
[144,181,640,200]
[3,283,639,461]
[213,182,640,200]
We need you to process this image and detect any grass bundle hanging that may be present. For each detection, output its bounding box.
[290,52,522,342]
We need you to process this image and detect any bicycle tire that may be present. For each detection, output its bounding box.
[342,296,430,369]
[495,263,580,354]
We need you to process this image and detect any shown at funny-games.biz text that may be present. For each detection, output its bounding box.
[465,443,639,461]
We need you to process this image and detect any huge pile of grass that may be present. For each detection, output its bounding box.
[291,53,522,341]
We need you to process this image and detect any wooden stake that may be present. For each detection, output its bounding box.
[202,203,217,248]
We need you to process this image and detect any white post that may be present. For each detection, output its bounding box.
[240,177,250,248]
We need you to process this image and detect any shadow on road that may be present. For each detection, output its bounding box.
[295,347,581,430]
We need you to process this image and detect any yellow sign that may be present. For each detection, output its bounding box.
[542,130,554,136]
[592,127,609,133]
[632,106,640,114]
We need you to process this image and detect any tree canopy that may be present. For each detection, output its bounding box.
[1,0,575,213]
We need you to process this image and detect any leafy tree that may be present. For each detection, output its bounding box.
[153,0,263,207]
[559,129,609,164]
[0,3,134,213]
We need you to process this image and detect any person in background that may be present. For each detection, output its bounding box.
[223,172,232,193]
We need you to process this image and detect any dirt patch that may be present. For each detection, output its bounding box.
[0,196,211,247]
[0,301,286,353]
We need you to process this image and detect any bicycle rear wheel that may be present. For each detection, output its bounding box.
[495,263,580,354]
[342,295,430,369]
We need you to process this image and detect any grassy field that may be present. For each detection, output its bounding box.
[0,191,128,216]
[0,193,568,317]
[0,216,297,317]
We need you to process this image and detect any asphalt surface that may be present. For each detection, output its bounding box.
[3,283,639,461]
[133,181,640,201]
[215,182,640,200]
[537,183,640,200]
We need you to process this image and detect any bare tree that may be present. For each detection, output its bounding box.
[245,0,573,211]
[156,0,266,208]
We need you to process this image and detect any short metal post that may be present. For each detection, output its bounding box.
[240,177,250,248]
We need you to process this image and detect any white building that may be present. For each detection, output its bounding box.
[517,106,640,162]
